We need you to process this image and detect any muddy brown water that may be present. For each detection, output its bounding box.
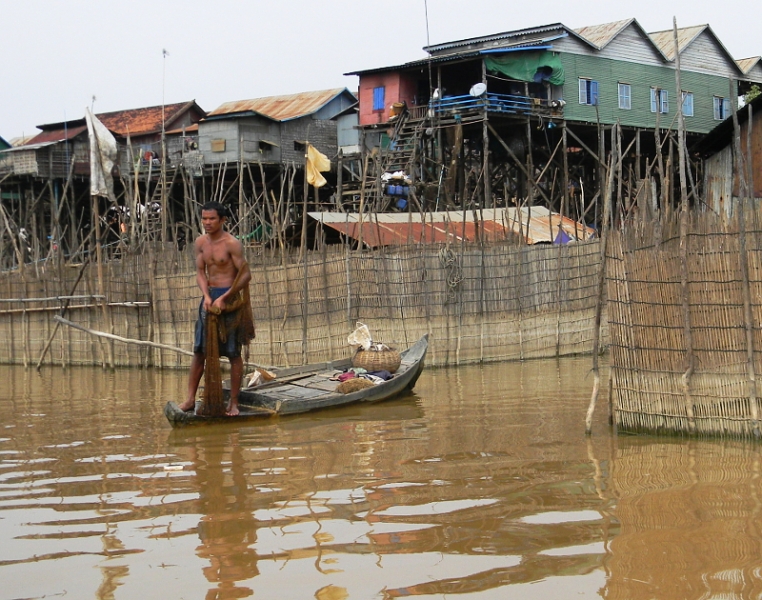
[2,357,762,599]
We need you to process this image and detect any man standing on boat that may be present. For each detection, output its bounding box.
[179,201,254,416]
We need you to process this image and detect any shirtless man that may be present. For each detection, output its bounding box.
[179,202,252,416]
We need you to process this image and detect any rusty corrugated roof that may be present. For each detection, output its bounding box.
[309,208,595,248]
[421,23,595,56]
[649,24,743,75]
[649,25,708,61]
[26,125,87,146]
[737,56,762,75]
[208,88,353,121]
[10,135,37,147]
[574,18,672,61]
[165,123,199,135]
[575,19,635,50]
[96,100,201,136]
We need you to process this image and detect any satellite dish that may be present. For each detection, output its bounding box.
[470,83,487,96]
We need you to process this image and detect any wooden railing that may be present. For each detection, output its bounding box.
[407,93,564,120]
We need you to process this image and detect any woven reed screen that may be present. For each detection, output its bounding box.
[608,207,762,437]
[0,239,603,368]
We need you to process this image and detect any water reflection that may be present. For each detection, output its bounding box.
[3,359,762,598]
[605,437,762,600]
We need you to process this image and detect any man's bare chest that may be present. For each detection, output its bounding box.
[202,240,232,267]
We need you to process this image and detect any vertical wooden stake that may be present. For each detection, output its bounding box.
[92,195,114,368]
[675,21,696,434]
[732,79,760,436]
[586,127,616,435]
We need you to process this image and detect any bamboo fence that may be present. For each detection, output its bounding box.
[607,206,762,437]
[0,238,604,369]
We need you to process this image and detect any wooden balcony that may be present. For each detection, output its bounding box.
[408,93,564,122]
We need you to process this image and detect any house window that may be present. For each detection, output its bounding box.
[618,83,631,110]
[373,86,385,111]
[650,88,668,113]
[579,78,599,106]
[681,92,694,117]
[713,96,731,120]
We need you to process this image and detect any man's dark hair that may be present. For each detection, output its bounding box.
[201,201,229,219]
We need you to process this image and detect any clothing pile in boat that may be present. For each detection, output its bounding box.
[332,368,394,385]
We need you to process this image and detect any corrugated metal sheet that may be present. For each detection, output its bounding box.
[309,208,595,248]
[704,145,734,216]
[575,19,634,50]
[348,36,563,78]
[422,23,593,55]
[208,88,350,121]
[0,141,58,153]
[97,101,197,136]
[10,135,37,147]
[165,123,199,135]
[649,25,708,61]
[25,125,87,146]
[737,57,762,75]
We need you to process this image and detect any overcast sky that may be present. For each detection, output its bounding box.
[3,0,759,140]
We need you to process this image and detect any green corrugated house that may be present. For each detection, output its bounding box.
[350,18,762,134]
[346,18,762,213]
[417,18,761,135]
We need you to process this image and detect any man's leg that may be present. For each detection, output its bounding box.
[180,352,205,411]
[227,356,243,416]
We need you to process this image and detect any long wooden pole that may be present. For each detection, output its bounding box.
[53,315,267,369]
[731,79,761,436]
[487,123,554,208]
[585,127,616,435]
[676,25,696,434]
[92,194,114,368]
[35,255,92,369]
[56,314,194,356]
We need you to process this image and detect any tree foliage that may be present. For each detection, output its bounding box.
[744,84,761,105]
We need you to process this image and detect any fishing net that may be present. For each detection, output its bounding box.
[196,267,255,417]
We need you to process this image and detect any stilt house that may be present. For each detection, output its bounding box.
[344,19,762,217]
[198,88,358,166]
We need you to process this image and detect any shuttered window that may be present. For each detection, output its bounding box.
[373,86,385,111]
[682,92,694,117]
[618,83,631,110]
[713,96,731,120]
[650,88,668,113]
[579,78,599,106]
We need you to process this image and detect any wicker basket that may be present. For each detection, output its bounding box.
[336,378,376,394]
[352,348,401,373]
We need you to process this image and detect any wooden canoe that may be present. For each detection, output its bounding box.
[164,334,428,426]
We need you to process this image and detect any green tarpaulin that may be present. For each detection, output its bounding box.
[484,51,565,86]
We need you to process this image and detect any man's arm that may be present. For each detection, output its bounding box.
[195,237,212,311]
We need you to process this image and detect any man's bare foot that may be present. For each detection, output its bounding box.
[178,399,195,412]
[226,402,239,416]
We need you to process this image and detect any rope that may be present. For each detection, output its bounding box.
[438,246,463,303]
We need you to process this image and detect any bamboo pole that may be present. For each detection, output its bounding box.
[358,152,370,249]
[0,201,24,279]
[238,135,245,238]
[35,256,92,369]
[487,123,555,208]
[731,79,761,436]
[748,103,755,200]
[586,128,616,435]
[91,195,114,368]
